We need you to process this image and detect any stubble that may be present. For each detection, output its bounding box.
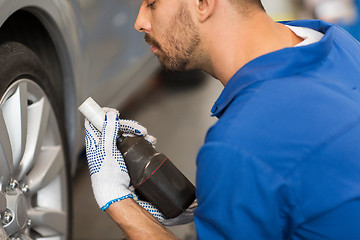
[145,4,200,72]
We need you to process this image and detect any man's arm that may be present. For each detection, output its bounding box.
[83,109,184,238]
[106,198,177,240]
[84,110,177,238]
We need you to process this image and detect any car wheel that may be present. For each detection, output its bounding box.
[0,42,71,239]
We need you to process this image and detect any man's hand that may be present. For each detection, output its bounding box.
[85,109,196,225]
[117,117,156,145]
[85,109,133,210]
[133,192,197,226]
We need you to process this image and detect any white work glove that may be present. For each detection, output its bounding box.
[85,108,196,224]
[85,109,133,210]
[118,118,156,146]
[133,191,198,226]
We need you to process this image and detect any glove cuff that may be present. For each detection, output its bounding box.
[101,193,133,211]
[91,173,133,210]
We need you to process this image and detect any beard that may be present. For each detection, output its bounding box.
[145,4,200,72]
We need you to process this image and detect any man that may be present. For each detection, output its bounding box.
[84,0,360,239]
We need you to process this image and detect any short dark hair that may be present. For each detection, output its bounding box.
[229,0,265,13]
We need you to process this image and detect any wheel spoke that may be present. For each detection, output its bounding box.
[27,146,63,195]
[0,110,13,190]
[0,225,6,240]
[1,82,28,170]
[15,97,50,181]
[20,234,33,240]
[28,208,66,236]
[0,191,6,213]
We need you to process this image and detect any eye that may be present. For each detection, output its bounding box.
[146,1,156,9]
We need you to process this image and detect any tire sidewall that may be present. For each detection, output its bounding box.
[0,41,72,238]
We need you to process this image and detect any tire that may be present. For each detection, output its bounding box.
[0,42,71,239]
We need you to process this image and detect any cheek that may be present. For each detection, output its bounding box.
[151,7,178,39]
[154,27,173,50]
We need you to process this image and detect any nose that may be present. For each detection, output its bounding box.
[134,2,151,33]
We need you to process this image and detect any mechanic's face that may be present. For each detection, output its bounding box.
[135,0,200,71]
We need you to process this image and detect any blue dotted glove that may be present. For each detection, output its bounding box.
[85,109,133,210]
[131,190,197,226]
[85,108,196,224]
[118,119,156,146]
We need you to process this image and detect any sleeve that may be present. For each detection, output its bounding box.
[194,142,300,240]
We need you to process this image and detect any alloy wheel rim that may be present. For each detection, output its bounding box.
[0,79,68,239]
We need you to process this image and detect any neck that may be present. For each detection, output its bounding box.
[201,11,303,86]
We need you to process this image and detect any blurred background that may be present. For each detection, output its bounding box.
[72,0,360,239]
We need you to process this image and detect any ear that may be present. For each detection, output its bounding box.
[195,0,216,22]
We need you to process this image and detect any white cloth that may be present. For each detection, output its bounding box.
[285,25,324,47]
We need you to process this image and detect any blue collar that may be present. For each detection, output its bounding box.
[211,20,334,118]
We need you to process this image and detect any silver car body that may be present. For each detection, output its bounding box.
[0,1,158,238]
[0,0,158,171]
